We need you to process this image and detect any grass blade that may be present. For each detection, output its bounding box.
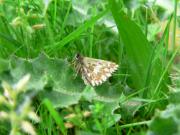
[43,99,67,135]
[45,9,108,54]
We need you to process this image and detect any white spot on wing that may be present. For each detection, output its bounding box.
[94,64,103,74]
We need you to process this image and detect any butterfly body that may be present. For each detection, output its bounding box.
[73,54,119,86]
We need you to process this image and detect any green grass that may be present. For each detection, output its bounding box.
[0,0,180,135]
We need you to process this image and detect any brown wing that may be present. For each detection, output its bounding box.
[81,57,119,86]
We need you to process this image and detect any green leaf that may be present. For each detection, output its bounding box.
[41,90,81,108]
[43,99,67,135]
[82,86,97,102]
[108,0,152,90]
[169,91,180,104]
[89,101,121,130]
[10,56,48,91]
[120,99,142,119]
[76,130,100,135]
[9,53,85,107]
[108,0,170,103]
[148,117,177,135]
[0,58,9,73]
[147,104,180,135]
[6,54,123,110]
[95,82,122,100]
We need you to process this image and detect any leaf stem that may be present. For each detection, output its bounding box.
[172,0,177,51]
[119,120,150,129]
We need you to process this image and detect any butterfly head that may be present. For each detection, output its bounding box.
[72,53,84,69]
[72,53,84,76]
[75,53,81,60]
[74,53,83,62]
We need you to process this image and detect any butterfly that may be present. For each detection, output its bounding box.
[73,53,119,86]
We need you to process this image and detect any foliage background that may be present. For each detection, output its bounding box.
[0,0,179,135]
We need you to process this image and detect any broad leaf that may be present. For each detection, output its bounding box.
[147,104,180,135]
[108,0,169,101]
[5,54,123,109]
[109,0,152,90]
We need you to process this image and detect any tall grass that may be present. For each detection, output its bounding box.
[0,0,179,135]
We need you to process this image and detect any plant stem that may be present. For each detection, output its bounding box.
[172,0,177,51]
[119,120,150,129]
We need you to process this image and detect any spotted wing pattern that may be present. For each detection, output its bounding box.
[81,57,119,86]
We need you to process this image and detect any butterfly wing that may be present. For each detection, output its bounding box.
[81,57,119,86]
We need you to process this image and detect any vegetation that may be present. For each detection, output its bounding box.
[0,0,179,135]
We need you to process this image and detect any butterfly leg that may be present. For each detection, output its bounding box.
[73,64,82,79]
[81,67,94,86]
